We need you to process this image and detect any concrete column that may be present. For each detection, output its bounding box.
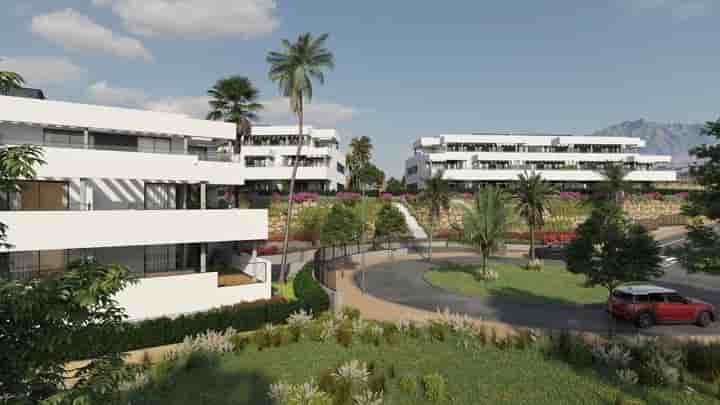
[80,178,93,210]
[183,137,189,154]
[83,129,89,149]
[200,243,207,273]
[200,182,207,210]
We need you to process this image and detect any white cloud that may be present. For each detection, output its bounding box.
[628,0,713,19]
[142,96,211,118]
[0,56,86,85]
[260,97,358,127]
[30,9,153,61]
[95,0,279,39]
[87,81,147,106]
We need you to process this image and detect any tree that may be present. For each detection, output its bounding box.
[0,259,135,403]
[347,136,373,192]
[206,76,263,153]
[0,145,45,248]
[321,203,362,246]
[594,162,631,205]
[356,163,385,191]
[566,205,663,294]
[420,171,450,262]
[513,171,556,264]
[374,203,408,239]
[385,177,405,195]
[0,70,24,95]
[681,117,720,274]
[455,186,512,276]
[267,33,334,283]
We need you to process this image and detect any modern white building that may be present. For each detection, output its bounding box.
[241,125,347,193]
[0,93,272,320]
[405,133,676,190]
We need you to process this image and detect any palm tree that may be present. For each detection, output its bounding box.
[0,70,25,94]
[596,162,631,206]
[206,76,263,153]
[456,186,512,275]
[420,171,450,262]
[267,33,335,283]
[348,136,373,191]
[513,171,556,264]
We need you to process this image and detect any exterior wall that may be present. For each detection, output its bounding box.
[0,95,235,140]
[441,168,677,182]
[0,209,268,252]
[114,259,272,321]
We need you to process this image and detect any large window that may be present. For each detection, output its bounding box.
[43,129,85,148]
[0,250,80,281]
[0,181,68,211]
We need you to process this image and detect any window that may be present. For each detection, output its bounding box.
[667,294,685,303]
[406,166,418,175]
[138,137,171,154]
[649,293,665,303]
[0,181,69,211]
[144,183,177,210]
[43,129,85,148]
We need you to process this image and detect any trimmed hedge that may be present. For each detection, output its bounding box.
[83,265,329,354]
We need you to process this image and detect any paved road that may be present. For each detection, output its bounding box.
[357,254,720,337]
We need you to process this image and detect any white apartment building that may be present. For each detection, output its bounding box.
[405,133,676,190]
[0,94,272,320]
[241,125,347,193]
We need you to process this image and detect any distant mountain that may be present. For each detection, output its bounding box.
[591,119,715,165]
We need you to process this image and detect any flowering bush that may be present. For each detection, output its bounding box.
[380,192,393,200]
[558,191,583,200]
[336,191,361,201]
[171,327,237,357]
[257,245,280,256]
[645,192,664,201]
[505,231,577,245]
[462,192,473,200]
[293,192,319,203]
[673,192,689,200]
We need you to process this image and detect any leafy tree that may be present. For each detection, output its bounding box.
[206,75,263,152]
[0,259,135,403]
[566,205,663,294]
[294,206,328,245]
[594,163,631,206]
[385,177,405,195]
[267,33,335,282]
[0,70,24,94]
[455,186,512,275]
[321,203,362,245]
[347,136,374,191]
[513,171,556,263]
[0,145,45,248]
[356,163,385,191]
[420,171,450,262]
[681,118,720,274]
[374,203,408,238]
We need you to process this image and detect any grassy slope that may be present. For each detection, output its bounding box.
[424,261,609,305]
[125,335,718,405]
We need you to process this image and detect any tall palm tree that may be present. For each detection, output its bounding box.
[267,32,334,283]
[0,70,25,95]
[206,76,263,153]
[420,171,450,262]
[456,186,512,275]
[596,162,631,206]
[513,171,556,263]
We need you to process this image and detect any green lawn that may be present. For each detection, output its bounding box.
[124,333,719,405]
[424,261,609,305]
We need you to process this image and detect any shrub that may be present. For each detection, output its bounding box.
[374,203,408,238]
[617,369,639,386]
[422,372,447,403]
[428,321,448,342]
[336,327,354,348]
[255,324,277,351]
[685,340,720,378]
[342,306,361,321]
[229,334,249,352]
[398,375,418,395]
[183,350,221,371]
[294,206,328,242]
[320,203,363,245]
[614,393,626,405]
[368,370,386,395]
[629,339,683,387]
[353,389,383,405]
[382,323,400,346]
[268,380,331,405]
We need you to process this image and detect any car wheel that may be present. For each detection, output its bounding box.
[635,312,654,329]
[696,311,712,328]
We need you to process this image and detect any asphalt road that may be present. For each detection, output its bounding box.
[356,253,720,337]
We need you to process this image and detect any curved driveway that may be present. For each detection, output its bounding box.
[357,254,720,336]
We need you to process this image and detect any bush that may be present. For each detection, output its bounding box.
[428,321,448,342]
[320,203,363,245]
[342,306,361,321]
[184,350,220,371]
[374,203,408,238]
[229,334,249,352]
[685,341,720,378]
[422,372,447,403]
[76,265,328,356]
[398,375,418,395]
[337,327,354,348]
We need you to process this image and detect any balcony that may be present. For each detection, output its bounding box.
[441,169,677,182]
[0,209,268,252]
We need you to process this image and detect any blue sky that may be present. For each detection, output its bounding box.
[2,0,720,177]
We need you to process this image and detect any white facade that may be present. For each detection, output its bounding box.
[0,94,272,320]
[406,133,676,189]
[241,125,347,192]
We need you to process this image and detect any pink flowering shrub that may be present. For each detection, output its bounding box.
[673,192,689,200]
[292,192,319,203]
[558,191,583,200]
[462,192,473,200]
[336,191,361,201]
[381,192,393,200]
[645,192,663,201]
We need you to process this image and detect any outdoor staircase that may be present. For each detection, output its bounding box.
[393,202,428,239]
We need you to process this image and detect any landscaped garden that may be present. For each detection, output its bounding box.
[424,261,609,305]
[120,309,720,405]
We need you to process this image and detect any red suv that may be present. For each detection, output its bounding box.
[609,285,716,328]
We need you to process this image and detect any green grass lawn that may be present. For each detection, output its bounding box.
[424,261,609,305]
[124,333,719,405]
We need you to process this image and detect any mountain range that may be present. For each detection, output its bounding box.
[592,119,716,165]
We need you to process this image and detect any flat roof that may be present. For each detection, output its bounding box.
[0,95,235,140]
[417,134,645,148]
[251,125,339,141]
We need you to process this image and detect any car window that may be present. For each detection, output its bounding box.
[667,294,685,303]
[649,293,665,303]
[635,294,650,303]
[613,291,633,300]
